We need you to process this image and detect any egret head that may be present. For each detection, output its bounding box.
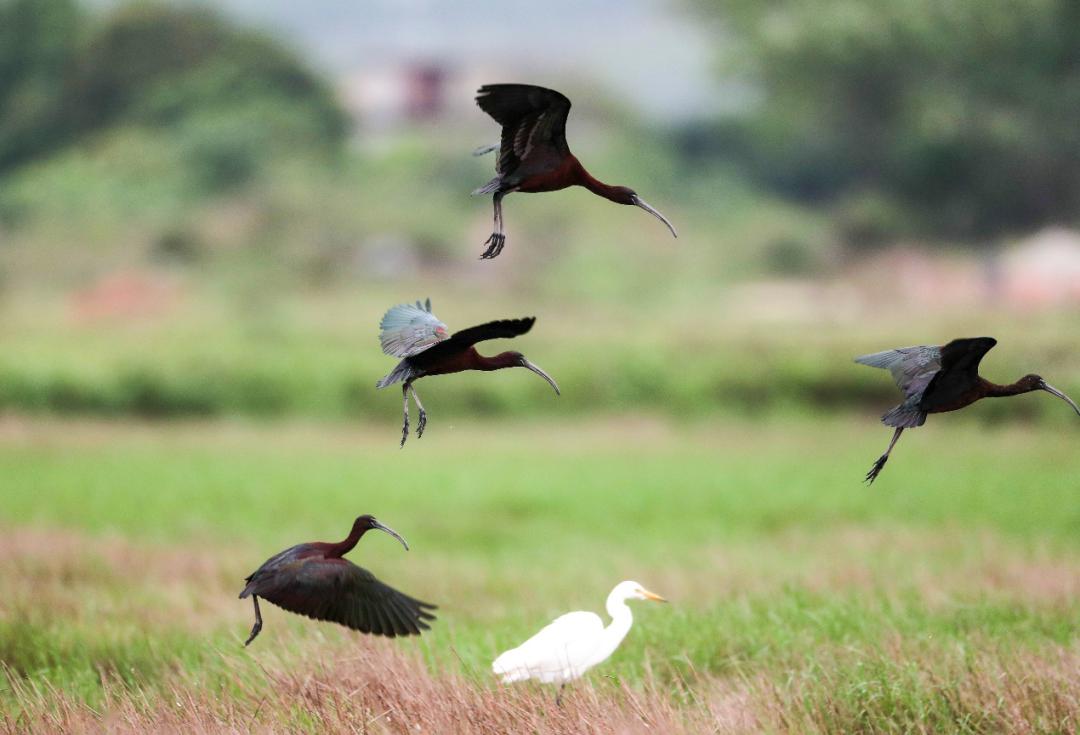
[354,515,410,550]
[613,580,667,604]
[1023,375,1080,415]
[506,352,560,395]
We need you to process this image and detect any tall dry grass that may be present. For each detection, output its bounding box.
[4,637,1077,734]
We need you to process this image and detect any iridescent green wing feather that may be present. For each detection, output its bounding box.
[379,299,449,358]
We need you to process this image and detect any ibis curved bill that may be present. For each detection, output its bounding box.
[1039,380,1080,415]
[631,194,678,238]
[492,581,666,695]
[521,358,560,395]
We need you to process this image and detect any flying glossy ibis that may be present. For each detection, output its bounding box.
[376,299,560,446]
[857,337,1080,484]
[492,581,666,703]
[240,515,436,645]
[472,83,677,259]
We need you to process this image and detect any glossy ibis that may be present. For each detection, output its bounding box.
[240,515,436,645]
[492,581,666,703]
[472,83,677,259]
[856,337,1080,484]
[376,299,560,446]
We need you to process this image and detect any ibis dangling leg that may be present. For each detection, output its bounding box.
[410,383,428,438]
[555,683,567,707]
[399,381,427,445]
[480,192,506,260]
[866,427,904,485]
[400,384,411,447]
[245,595,263,646]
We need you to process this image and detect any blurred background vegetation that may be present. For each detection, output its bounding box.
[1,0,1078,422]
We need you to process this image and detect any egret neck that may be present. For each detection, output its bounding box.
[584,587,637,670]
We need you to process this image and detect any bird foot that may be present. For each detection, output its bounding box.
[865,455,888,485]
[244,621,262,646]
[479,233,506,259]
[417,409,427,439]
[400,417,409,448]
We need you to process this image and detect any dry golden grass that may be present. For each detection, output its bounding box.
[0,527,243,635]
[4,637,1077,734]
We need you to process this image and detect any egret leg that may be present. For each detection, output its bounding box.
[866,427,904,485]
[244,596,263,646]
[400,384,410,448]
[480,192,506,259]
[409,384,427,439]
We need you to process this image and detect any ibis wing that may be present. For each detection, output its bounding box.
[429,317,535,352]
[254,558,437,638]
[916,337,998,414]
[492,611,604,683]
[855,344,943,428]
[476,84,572,175]
[855,345,942,400]
[379,299,449,358]
[938,337,997,378]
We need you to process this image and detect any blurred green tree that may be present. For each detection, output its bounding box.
[0,1,349,186]
[700,0,1080,245]
[0,0,80,173]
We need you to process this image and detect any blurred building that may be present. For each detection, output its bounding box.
[998,228,1080,311]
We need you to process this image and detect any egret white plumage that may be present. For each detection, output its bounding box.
[492,581,666,699]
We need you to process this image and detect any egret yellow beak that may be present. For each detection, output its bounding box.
[640,589,667,603]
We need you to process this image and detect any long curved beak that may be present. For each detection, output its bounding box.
[631,194,677,238]
[371,520,410,551]
[641,588,667,603]
[521,359,560,396]
[1040,381,1080,416]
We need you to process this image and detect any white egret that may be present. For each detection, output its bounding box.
[491,580,667,701]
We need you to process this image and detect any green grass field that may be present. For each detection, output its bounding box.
[3,415,1078,732]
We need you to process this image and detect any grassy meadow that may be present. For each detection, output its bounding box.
[2,412,1079,732]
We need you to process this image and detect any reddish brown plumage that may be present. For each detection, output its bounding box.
[924,375,1045,414]
[418,348,522,377]
[513,155,582,193]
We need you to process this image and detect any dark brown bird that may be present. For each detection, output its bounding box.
[472,83,677,259]
[240,515,436,645]
[856,337,1080,484]
[376,299,560,446]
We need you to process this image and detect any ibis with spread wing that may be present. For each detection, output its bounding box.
[472,84,677,259]
[857,337,1079,484]
[240,515,436,645]
[376,299,560,446]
